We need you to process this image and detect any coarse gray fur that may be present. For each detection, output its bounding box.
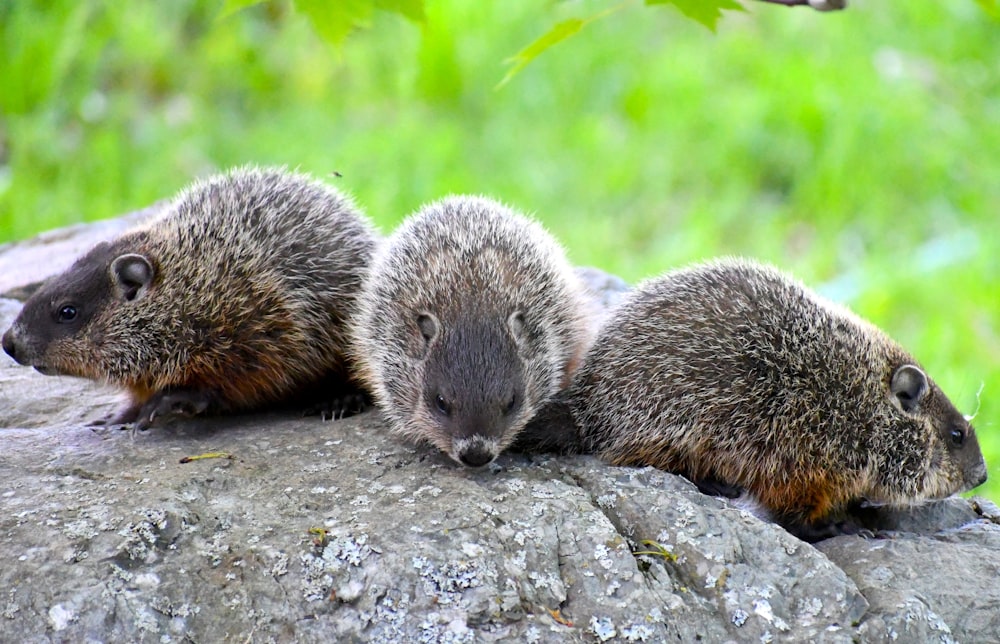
[350,195,593,467]
[567,257,987,537]
[2,166,378,428]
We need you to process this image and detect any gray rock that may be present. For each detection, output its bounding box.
[1,212,997,642]
[0,203,161,300]
[818,522,1000,642]
[574,266,630,318]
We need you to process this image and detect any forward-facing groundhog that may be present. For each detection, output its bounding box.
[564,258,987,539]
[351,195,593,467]
[2,166,378,429]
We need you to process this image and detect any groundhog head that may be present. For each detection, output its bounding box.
[878,363,988,502]
[408,311,541,467]
[2,237,156,382]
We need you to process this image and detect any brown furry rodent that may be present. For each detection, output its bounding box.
[559,258,987,539]
[2,166,378,429]
[350,195,593,467]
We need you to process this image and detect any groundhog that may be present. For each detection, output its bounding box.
[562,258,987,539]
[350,195,593,467]
[1,166,378,429]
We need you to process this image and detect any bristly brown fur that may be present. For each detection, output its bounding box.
[350,195,594,466]
[3,166,379,426]
[567,258,987,537]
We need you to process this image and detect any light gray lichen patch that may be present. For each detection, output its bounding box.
[149,596,199,619]
[268,550,289,577]
[412,555,496,607]
[363,588,412,641]
[593,543,616,570]
[797,596,824,620]
[752,598,790,631]
[300,533,375,601]
[47,603,76,631]
[621,622,655,641]
[596,493,618,510]
[505,479,526,494]
[116,508,170,563]
[63,547,89,564]
[330,533,374,566]
[417,611,476,644]
[62,518,99,541]
[589,615,617,641]
[2,589,19,620]
[924,608,957,644]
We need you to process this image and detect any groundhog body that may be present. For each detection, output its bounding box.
[2,167,378,428]
[351,195,593,467]
[567,258,987,538]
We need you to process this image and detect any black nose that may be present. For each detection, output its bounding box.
[2,329,16,361]
[458,446,495,468]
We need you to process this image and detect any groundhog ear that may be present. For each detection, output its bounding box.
[891,364,929,413]
[110,254,154,302]
[417,313,439,344]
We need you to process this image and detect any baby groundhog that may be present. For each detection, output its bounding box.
[2,166,378,429]
[566,258,987,539]
[350,195,593,467]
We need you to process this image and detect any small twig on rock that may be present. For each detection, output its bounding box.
[178,451,234,464]
[632,539,678,562]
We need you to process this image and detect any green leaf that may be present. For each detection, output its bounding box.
[374,0,426,23]
[293,0,375,47]
[217,0,267,21]
[498,4,624,89]
[497,18,585,89]
[646,0,745,32]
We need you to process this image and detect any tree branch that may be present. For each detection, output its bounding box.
[752,0,847,11]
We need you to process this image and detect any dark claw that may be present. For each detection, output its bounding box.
[307,392,371,421]
[132,389,213,429]
[692,476,744,499]
[89,404,141,428]
[789,517,878,542]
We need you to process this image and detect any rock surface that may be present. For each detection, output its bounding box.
[0,204,161,299]
[1,214,998,643]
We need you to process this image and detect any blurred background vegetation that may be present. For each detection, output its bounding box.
[1,1,998,500]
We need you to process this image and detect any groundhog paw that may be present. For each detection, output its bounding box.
[134,390,213,430]
[307,392,371,421]
[89,404,141,429]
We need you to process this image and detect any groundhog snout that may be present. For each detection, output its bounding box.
[970,461,988,488]
[458,447,495,468]
[2,327,19,363]
[452,435,499,468]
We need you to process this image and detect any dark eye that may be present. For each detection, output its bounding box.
[57,305,78,323]
[503,393,517,415]
[434,394,451,417]
[950,427,965,447]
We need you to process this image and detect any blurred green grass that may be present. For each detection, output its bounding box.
[1,1,998,501]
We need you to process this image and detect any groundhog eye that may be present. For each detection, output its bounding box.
[950,427,965,447]
[503,393,517,415]
[56,305,78,323]
[434,394,451,417]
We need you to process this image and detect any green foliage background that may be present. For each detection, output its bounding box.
[1,1,998,500]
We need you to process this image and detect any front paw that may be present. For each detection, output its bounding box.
[89,404,141,428]
[307,391,371,421]
[134,390,212,430]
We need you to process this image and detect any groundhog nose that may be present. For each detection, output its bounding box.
[458,446,495,468]
[2,329,16,361]
[972,462,988,488]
